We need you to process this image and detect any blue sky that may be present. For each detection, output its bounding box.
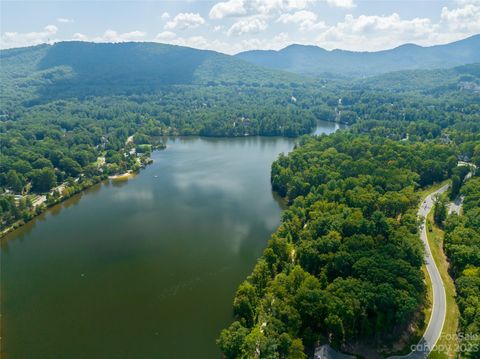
[1,0,479,53]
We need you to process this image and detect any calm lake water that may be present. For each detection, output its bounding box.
[1,121,341,358]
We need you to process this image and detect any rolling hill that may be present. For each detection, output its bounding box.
[354,63,480,94]
[0,41,303,105]
[235,34,480,77]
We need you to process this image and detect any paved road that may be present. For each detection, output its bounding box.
[389,184,449,359]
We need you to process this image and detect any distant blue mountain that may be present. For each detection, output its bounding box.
[235,34,480,77]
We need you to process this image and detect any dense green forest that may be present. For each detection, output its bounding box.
[1,40,480,357]
[0,42,316,232]
[218,133,461,357]
[444,177,480,357]
[0,41,303,106]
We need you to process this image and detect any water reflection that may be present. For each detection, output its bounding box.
[311,121,346,135]
[1,121,340,359]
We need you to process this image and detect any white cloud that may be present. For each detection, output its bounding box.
[454,0,480,4]
[219,31,292,53]
[156,31,176,41]
[326,0,356,9]
[100,30,147,42]
[0,24,58,49]
[310,4,479,51]
[210,0,246,19]
[246,0,280,16]
[72,33,88,41]
[171,35,211,49]
[345,13,430,34]
[228,16,268,36]
[277,10,317,24]
[156,31,291,54]
[161,12,170,20]
[2,1,479,53]
[285,0,314,10]
[315,13,438,51]
[209,0,313,19]
[57,18,74,23]
[70,30,147,43]
[277,10,326,31]
[440,3,480,32]
[155,34,232,52]
[44,25,58,34]
[164,13,205,30]
[255,0,314,13]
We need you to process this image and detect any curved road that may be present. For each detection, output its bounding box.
[389,184,449,359]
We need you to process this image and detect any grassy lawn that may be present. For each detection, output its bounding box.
[426,211,459,359]
[422,264,434,334]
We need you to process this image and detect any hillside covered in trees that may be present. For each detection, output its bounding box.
[444,178,480,357]
[0,41,321,231]
[1,41,479,239]
[218,133,461,357]
[0,41,303,106]
[1,39,480,357]
[236,34,480,77]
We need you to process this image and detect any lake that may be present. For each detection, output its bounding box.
[1,121,341,358]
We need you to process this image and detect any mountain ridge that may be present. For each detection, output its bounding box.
[235,34,480,77]
[0,41,306,106]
